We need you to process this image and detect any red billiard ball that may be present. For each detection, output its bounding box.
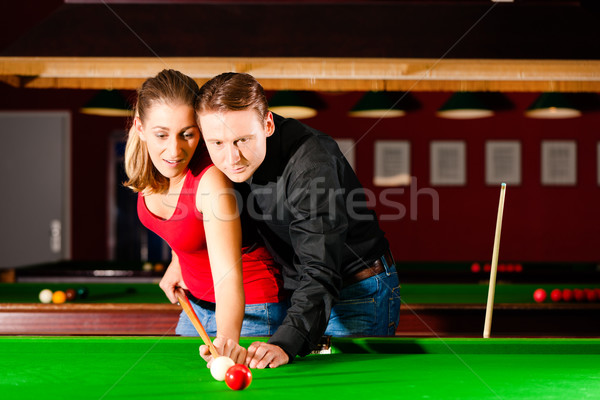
[514,264,523,273]
[562,289,573,302]
[584,288,597,302]
[573,289,585,302]
[483,264,491,273]
[225,364,252,391]
[470,263,481,273]
[533,288,546,303]
[550,289,562,302]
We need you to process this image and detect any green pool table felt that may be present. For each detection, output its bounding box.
[1,337,599,400]
[3,282,598,304]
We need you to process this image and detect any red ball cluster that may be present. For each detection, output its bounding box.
[533,288,600,303]
[471,262,523,274]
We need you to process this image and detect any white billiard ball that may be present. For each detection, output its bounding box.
[210,356,235,381]
[39,289,53,304]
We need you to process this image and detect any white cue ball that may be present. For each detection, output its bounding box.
[39,289,53,304]
[210,356,235,381]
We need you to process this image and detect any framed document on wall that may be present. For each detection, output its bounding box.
[541,141,577,186]
[485,141,521,185]
[430,141,466,186]
[373,140,411,186]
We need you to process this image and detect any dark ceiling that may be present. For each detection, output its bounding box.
[2,1,600,59]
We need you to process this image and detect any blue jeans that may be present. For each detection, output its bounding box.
[175,295,289,337]
[325,257,400,337]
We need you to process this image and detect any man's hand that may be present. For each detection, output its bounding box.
[246,342,289,369]
[200,337,247,367]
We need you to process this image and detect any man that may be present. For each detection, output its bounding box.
[196,72,400,368]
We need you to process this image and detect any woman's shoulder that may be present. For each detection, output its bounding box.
[197,164,231,190]
[195,165,236,215]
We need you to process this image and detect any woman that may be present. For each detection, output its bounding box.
[124,69,287,364]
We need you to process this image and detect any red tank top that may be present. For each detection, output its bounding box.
[137,159,284,304]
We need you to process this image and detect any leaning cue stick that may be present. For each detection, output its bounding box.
[483,183,507,339]
[176,290,220,358]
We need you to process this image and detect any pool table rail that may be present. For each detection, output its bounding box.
[0,303,181,335]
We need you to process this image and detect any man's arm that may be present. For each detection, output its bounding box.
[264,161,349,363]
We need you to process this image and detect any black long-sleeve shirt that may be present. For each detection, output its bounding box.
[245,114,389,359]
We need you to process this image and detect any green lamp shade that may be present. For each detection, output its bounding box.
[268,91,325,119]
[349,91,416,118]
[436,92,494,119]
[80,90,132,117]
[525,92,582,119]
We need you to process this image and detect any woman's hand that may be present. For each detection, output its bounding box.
[159,254,187,304]
[200,336,248,367]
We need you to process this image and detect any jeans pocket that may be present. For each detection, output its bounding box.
[341,274,379,298]
[327,297,377,336]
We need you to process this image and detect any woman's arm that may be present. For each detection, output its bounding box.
[159,250,188,304]
[197,166,246,363]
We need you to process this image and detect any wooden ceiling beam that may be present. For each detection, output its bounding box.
[1,57,599,92]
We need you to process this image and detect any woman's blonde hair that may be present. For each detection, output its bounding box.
[124,69,200,194]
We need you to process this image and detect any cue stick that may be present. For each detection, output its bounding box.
[176,290,220,358]
[483,183,507,339]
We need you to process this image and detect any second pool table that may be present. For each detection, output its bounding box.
[1,282,599,336]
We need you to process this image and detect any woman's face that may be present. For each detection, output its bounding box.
[136,102,200,182]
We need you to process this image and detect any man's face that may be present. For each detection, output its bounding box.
[199,109,274,183]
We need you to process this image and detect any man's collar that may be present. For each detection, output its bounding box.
[251,113,314,185]
[251,116,283,184]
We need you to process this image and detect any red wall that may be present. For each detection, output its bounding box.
[1,84,599,263]
[305,91,600,263]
